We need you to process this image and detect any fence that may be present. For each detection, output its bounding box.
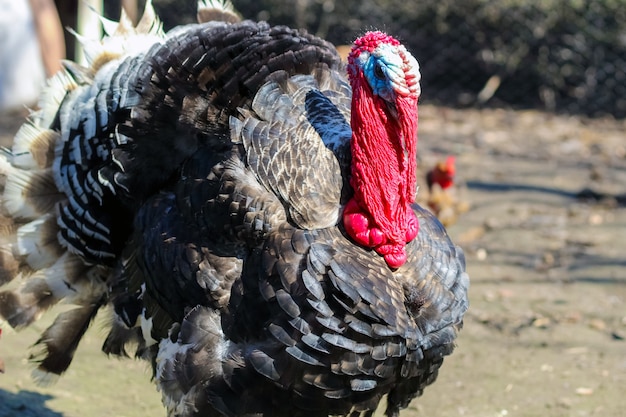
[109,0,626,118]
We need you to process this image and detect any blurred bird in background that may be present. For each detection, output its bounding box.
[419,155,470,227]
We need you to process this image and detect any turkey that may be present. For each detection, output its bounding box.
[0,1,469,416]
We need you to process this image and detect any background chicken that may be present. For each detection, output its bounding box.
[0,1,468,416]
[417,155,470,227]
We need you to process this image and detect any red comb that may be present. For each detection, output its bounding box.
[445,155,456,174]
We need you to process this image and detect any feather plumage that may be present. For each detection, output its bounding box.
[0,2,468,416]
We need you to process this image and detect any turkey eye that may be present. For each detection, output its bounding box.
[374,63,386,80]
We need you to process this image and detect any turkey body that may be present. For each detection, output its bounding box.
[0,6,469,417]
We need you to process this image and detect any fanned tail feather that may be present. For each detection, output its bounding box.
[30,299,105,384]
[0,0,166,380]
[14,215,63,270]
[1,165,61,220]
[68,0,164,73]
[0,248,111,377]
[0,214,19,286]
[197,0,242,23]
[0,253,108,328]
[102,312,146,358]
[10,122,59,170]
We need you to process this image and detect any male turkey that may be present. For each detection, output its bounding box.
[0,1,469,416]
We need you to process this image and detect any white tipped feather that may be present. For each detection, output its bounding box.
[136,0,163,35]
[69,0,164,72]
[98,14,122,37]
[31,368,61,387]
[34,69,81,128]
[67,27,104,67]
[155,336,190,414]
[197,0,241,23]
[11,123,59,169]
[155,306,231,416]
[140,308,158,347]
[2,165,61,220]
[1,275,57,327]
[56,87,84,144]
[198,0,237,13]
[0,150,12,177]
[12,123,42,162]
[6,253,106,315]
[0,243,19,285]
[15,215,62,270]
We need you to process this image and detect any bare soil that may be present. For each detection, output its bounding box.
[0,105,625,417]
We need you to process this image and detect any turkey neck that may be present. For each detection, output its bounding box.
[349,82,419,245]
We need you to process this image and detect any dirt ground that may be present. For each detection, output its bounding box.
[0,104,624,417]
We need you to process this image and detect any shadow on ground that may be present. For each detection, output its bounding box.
[0,390,62,417]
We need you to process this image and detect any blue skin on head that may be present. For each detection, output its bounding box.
[356,43,407,103]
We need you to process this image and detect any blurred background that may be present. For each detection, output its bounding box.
[4,0,625,118]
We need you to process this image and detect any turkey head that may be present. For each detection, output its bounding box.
[343,32,421,269]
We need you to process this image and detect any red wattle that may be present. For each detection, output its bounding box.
[343,198,384,247]
[344,197,419,269]
[405,210,419,242]
[383,250,407,269]
[374,242,407,269]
